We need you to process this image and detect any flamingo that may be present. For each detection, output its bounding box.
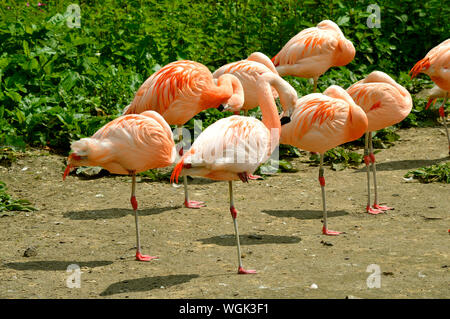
[410,39,450,153]
[213,52,298,179]
[63,111,176,261]
[213,52,280,116]
[347,71,413,214]
[272,20,355,92]
[280,85,368,235]
[170,72,297,274]
[124,60,245,208]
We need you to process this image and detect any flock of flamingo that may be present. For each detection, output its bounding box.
[62,20,449,274]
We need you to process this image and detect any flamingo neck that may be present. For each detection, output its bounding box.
[257,76,281,136]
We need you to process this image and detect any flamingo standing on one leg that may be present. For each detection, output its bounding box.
[170,73,297,274]
[213,52,298,179]
[272,20,355,92]
[347,71,413,214]
[280,86,368,235]
[124,60,244,208]
[63,111,176,261]
[410,39,450,154]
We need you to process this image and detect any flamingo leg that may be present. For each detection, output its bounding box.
[313,76,319,93]
[177,125,206,209]
[369,132,393,212]
[130,172,158,261]
[229,181,256,274]
[438,93,449,154]
[364,133,383,215]
[319,154,342,235]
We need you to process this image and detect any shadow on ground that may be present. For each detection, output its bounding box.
[261,209,348,220]
[63,205,180,220]
[3,260,112,271]
[354,157,448,172]
[99,274,199,296]
[198,234,301,246]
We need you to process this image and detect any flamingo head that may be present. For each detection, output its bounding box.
[63,152,88,180]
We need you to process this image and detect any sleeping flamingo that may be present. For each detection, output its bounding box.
[170,73,297,274]
[63,111,176,261]
[124,60,244,208]
[213,52,298,179]
[347,71,413,214]
[410,39,450,153]
[280,86,368,235]
[272,20,355,92]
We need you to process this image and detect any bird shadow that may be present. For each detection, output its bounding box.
[3,260,112,271]
[261,209,348,220]
[354,157,448,172]
[99,274,199,296]
[198,234,301,246]
[63,205,181,220]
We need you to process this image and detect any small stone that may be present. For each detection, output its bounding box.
[23,246,37,257]
[309,283,318,289]
[345,295,363,299]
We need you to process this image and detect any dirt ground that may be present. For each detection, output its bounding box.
[0,126,449,299]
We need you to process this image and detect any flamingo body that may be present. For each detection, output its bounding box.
[280,86,368,153]
[347,71,413,132]
[124,60,244,125]
[66,111,175,174]
[272,20,355,81]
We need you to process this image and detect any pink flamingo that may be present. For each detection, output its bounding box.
[347,71,413,214]
[272,20,355,92]
[213,52,298,179]
[63,111,176,261]
[170,73,297,274]
[124,60,244,208]
[280,86,368,235]
[410,39,450,153]
[213,52,280,116]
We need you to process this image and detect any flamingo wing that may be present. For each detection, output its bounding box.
[124,61,212,116]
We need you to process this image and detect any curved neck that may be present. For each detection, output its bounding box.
[256,73,282,135]
[201,74,243,110]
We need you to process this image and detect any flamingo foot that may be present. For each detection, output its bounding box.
[248,174,263,180]
[238,266,257,274]
[184,200,206,209]
[136,251,158,261]
[366,205,384,215]
[373,204,393,211]
[322,226,342,236]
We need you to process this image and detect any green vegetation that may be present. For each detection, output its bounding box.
[404,162,450,184]
[1,0,448,152]
[0,181,36,215]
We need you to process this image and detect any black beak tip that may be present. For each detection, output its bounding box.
[280,116,291,125]
[217,105,225,112]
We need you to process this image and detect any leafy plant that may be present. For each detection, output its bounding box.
[404,162,450,183]
[0,181,37,215]
[309,147,363,171]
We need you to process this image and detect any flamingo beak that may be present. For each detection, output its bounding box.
[63,164,72,181]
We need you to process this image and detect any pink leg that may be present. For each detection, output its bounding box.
[229,182,256,274]
[319,154,343,236]
[369,134,393,212]
[130,173,158,261]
